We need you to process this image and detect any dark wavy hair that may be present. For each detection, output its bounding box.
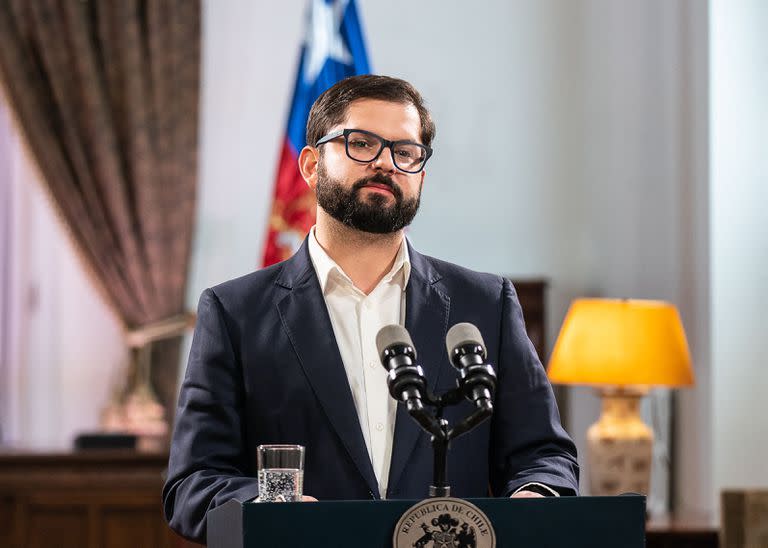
[306,74,436,148]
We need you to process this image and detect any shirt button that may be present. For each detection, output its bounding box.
[368,361,377,369]
[376,422,384,432]
[363,300,372,309]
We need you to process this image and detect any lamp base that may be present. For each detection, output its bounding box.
[587,388,653,496]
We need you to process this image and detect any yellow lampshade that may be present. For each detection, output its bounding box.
[547,298,694,387]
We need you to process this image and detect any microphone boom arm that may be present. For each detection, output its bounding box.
[405,398,444,439]
[447,398,493,440]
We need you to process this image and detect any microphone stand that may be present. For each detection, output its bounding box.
[408,386,494,498]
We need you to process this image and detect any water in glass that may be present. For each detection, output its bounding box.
[257,467,303,502]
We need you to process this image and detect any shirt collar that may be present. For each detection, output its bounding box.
[307,226,411,295]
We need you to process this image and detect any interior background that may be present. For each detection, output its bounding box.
[2,0,765,519]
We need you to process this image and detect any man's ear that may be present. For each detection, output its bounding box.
[299,146,319,190]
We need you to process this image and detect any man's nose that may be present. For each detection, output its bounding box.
[371,145,397,173]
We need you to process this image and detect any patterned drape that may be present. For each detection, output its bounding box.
[0,0,200,419]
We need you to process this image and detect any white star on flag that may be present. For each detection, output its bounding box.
[303,0,353,84]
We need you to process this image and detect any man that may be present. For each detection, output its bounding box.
[163,75,578,543]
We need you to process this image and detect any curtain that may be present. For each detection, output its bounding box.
[0,0,201,422]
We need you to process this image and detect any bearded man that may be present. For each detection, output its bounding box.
[163,75,579,543]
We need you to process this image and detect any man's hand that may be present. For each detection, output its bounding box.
[510,490,545,498]
[269,495,318,502]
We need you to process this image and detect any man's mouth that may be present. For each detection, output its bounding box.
[362,182,395,194]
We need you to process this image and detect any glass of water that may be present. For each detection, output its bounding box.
[256,444,305,502]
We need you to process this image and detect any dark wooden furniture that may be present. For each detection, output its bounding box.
[509,278,570,423]
[646,514,720,548]
[0,450,200,548]
[507,279,548,360]
[721,489,768,547]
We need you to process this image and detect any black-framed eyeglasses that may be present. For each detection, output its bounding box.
[315,128,433,174]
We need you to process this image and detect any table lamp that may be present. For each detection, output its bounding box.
[547,298,694,496]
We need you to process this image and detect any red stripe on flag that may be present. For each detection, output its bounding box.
[262,138,317,267]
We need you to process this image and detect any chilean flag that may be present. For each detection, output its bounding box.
[262,0,370,267]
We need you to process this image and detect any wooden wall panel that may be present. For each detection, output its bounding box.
[101,507,164,548]
[0,494,14,547]
[26,506,89,548]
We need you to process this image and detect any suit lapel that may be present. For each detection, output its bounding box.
[275,242,379,497]
[387,244,450,497]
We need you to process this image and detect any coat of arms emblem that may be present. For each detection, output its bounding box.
[393,498,495,548]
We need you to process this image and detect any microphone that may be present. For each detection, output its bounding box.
[376,324,427,408]
[445,323,497,406]
[376,325,444,439]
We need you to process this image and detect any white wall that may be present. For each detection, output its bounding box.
[0,100,13,443]
[710,0,768,499]
[187,3,303,296]
[561,1,709,512]
[675,1,714,517]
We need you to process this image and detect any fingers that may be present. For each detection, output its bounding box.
[510,490,545,498]
[302,495,318,502]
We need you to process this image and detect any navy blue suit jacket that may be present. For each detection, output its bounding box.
[163,240,578,542]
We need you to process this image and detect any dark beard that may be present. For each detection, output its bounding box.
[315,161,421,234]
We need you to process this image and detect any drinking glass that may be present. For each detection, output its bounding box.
[256,444,305,502]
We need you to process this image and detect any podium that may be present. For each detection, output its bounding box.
[208,495,645,547]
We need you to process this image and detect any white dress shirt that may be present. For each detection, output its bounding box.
[307,227,410,498]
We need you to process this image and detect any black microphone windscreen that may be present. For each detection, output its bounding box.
[376,324,415,358]
[445,322,485,356]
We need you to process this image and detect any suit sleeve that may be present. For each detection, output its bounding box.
[162,288,259,543]
[489,278,580,496]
